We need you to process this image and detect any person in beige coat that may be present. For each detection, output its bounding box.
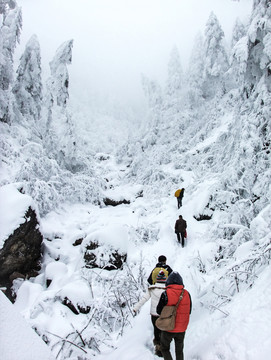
[133,270,167,357]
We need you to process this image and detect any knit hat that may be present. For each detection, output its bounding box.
[156,270,167,283]
[158,255,166,263]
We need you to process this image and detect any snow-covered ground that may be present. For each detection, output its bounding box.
[0,290,55,360]
[1,155,270,360]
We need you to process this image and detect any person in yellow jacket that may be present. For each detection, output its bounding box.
[175,188,185,209]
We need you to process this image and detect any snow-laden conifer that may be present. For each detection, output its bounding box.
[186,32,205,105]
[203,12,229,98]
[0,2,22,122]
[48,39,73,107]
[12,35,42,121]
[231,18,246,49]
[166,45,183,97]
[141,74,162,110]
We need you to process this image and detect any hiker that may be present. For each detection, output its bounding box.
[147,255,173,285]
[133,270,168,357]
[175,215,187,248]
[156,271,192,360]
[175,188,184,209]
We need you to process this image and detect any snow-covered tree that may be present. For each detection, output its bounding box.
[141,74,163,110]
[44,39,86,174]
[47,39,73,108]
[231,35,249,84]
[186,32,205,105]
[12,34,42,121]
[231,18,246,49]
[203,12,229,98]
[244,0,271,96]
[0,1,22,122]
[166,45,183,97]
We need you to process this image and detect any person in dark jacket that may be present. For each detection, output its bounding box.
[175,215,187,247]
[156,271,192,360]
[177,189,184,209]
[147,255,173,285]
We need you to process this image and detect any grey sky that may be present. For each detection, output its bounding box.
[16,0,253,108]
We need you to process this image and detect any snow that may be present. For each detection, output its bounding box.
[1,157,269,359]
[0,184,34,248]
[1,1,271,359]
[0,289,55,360]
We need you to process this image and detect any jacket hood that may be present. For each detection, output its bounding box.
[166,271,184,286]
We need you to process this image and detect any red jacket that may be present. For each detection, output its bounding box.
[166,284,191,333]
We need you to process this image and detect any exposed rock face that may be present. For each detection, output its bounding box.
[0,207,43,299]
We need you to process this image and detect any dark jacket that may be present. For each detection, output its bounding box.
[157,272,192,333]
[175,218,187,233]
[147,262,173,285]
[178,189,184,199]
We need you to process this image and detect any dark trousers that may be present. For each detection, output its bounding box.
[160,331,185,360]
[176,232,185,247]
[177,197,182,208]
[151,315,161,344]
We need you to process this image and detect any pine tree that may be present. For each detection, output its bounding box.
[0,1,22,122]
[244,0,271,96]
[141,74,163,110]
[187,32,205,105]
[230,19,248,86]
[12,34,42,121]
[203,12,229,98]
[231,18,246,49]
[166,45,183,97]
[48,39,73,108]
[44,40,77,171]
[227,0,271,222]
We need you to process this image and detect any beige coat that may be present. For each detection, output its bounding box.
[133,283,166,316]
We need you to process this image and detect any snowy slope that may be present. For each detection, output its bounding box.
[6,154,270,360]
[0,290,55,360]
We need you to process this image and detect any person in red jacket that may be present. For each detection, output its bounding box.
[156,271,192,360]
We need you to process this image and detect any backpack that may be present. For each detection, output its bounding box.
[174,189,183,198]
[155,289,185,331]
[151,267,169,284]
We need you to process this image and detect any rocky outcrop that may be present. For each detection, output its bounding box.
[0,207,43,300]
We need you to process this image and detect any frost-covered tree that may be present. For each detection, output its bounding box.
[48,39,73,108]
[223,0,271,225]
[44,39,83,173]
[166,45,183,97]
[187,33,205,105]
[244,0,271,96]
[44,39,74,155]
[231,18,246,49]
[12,35,42,121]
[203,12,229,98]
[0,1,22,122]
[141,74,163,110]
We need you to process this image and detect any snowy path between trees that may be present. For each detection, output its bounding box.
[5,154,271,360]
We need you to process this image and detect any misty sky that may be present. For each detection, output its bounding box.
[16,0,253,108]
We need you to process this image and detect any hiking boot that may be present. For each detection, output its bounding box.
[155,344,163,357]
